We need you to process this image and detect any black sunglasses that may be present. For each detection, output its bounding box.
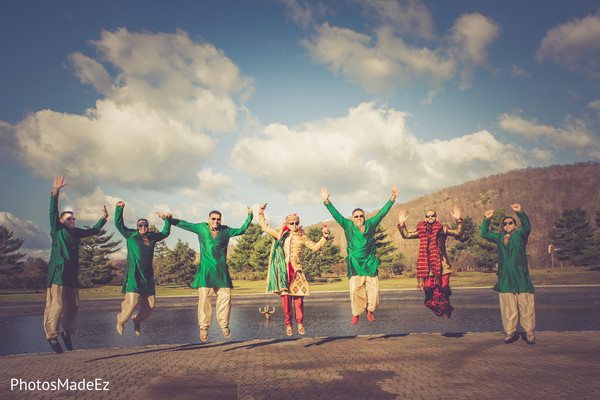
[503,221,514,226]
[288,222,299,226]
[425,214,436,218]
[137,222,149,228]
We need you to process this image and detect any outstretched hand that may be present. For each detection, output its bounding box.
[259,203,267,213]
[451,206,461,220]
[398,210,408,225]
[511,203,522,213]
[319,187,330,202]
[391,185,398,201]
[156,211,172,220]
[246,205,252,214]
[484,209,494,219]
[116,201,125,208]
[102,205,108,219]
[53,176,68,195]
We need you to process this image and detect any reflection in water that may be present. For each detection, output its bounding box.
[1,287,599,355]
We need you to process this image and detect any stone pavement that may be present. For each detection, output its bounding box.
[2,331,599,400]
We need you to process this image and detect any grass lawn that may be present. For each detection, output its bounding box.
[1,267,598,303]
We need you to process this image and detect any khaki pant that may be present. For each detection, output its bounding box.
[499,292,536,335]
[117,292,156,326]
[43,284,79,339]
[198,287,231,329]
[349,276,380,317]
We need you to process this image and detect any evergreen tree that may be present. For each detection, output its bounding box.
[0,225,25,268]
[449,212,504,271]
[79,227,121,287]
[229,223,268,275]
[300,226,343,281]
[0,225,27,287]
[550,208,598,267]
[20,257,48,288]
[154,239,197,285]
[374,225,405,276]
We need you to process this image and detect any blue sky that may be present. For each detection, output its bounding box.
[1,0,599,258]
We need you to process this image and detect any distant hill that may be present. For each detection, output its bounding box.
[314,162,600,269]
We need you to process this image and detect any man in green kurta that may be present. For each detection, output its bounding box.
[115,201,172,336]
[44,176,108,353]
[320,185,398,324]
[171,207,253,342]
[481,203,535,345]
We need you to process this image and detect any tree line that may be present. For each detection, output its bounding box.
[1,206,598,288]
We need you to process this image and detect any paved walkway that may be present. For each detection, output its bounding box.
[2,331,599,399]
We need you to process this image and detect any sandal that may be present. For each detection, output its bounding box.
[286,326,293,336]
[222,327,231,338]
[526,332,536,345]
[298,324,305,335]
[200,329,208,342]
[504,332,518,344]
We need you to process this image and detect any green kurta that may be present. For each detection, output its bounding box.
[115,205,171,295]
[172,213,252,288]
[325,200,393,277]
[481,210,534,293]
[47,194,107,288]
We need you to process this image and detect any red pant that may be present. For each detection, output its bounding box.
[281,295,303,326]
[423,275,453,318]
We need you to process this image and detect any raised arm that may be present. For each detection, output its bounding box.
[155,211,172,240]
[480,209,498,242]
[227,206,254,237]
[257,203,279,239]
[303,225,330,251]
[170,217,201,233]
[49,176,68,232]
[512,204,531,238]
[114,201,133,238]
[445,206,464,237]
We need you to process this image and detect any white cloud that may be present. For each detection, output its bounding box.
[588,99,600,111]
[499,111,599,157]
[0,211,50,250]
[532,148,554,162]
[363,0,435,39]
[450,12,501,88]
[303,11,499,97]
[2,28,253,194]
[303,23,455,96]
[511,65,531,78]
[182,168,237,201]
[536,11,600,78]
[232,102,524,206]
[60,188,120,223]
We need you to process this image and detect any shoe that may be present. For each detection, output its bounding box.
[134,323,141,337]
[504,332,518,344]
[352,315,359,325]
[48,338,63,354]
[222,327,231,338]
[200,329,208,342]
[298,324,306,335]
[286,326,293,336]
[367,311,375,322]
[61,332,73,351]
[116,321,124,335]
[526,332,536,345]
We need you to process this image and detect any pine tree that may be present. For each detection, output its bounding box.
[449,212,505,271]
[229,223,267,275]
[0,225,27,287]
[79,227,121,287]
[154,239,197,285]
[550,208,597,267]
[0,225,25,267]
[300,226,343,281]
[374,225,405,276]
